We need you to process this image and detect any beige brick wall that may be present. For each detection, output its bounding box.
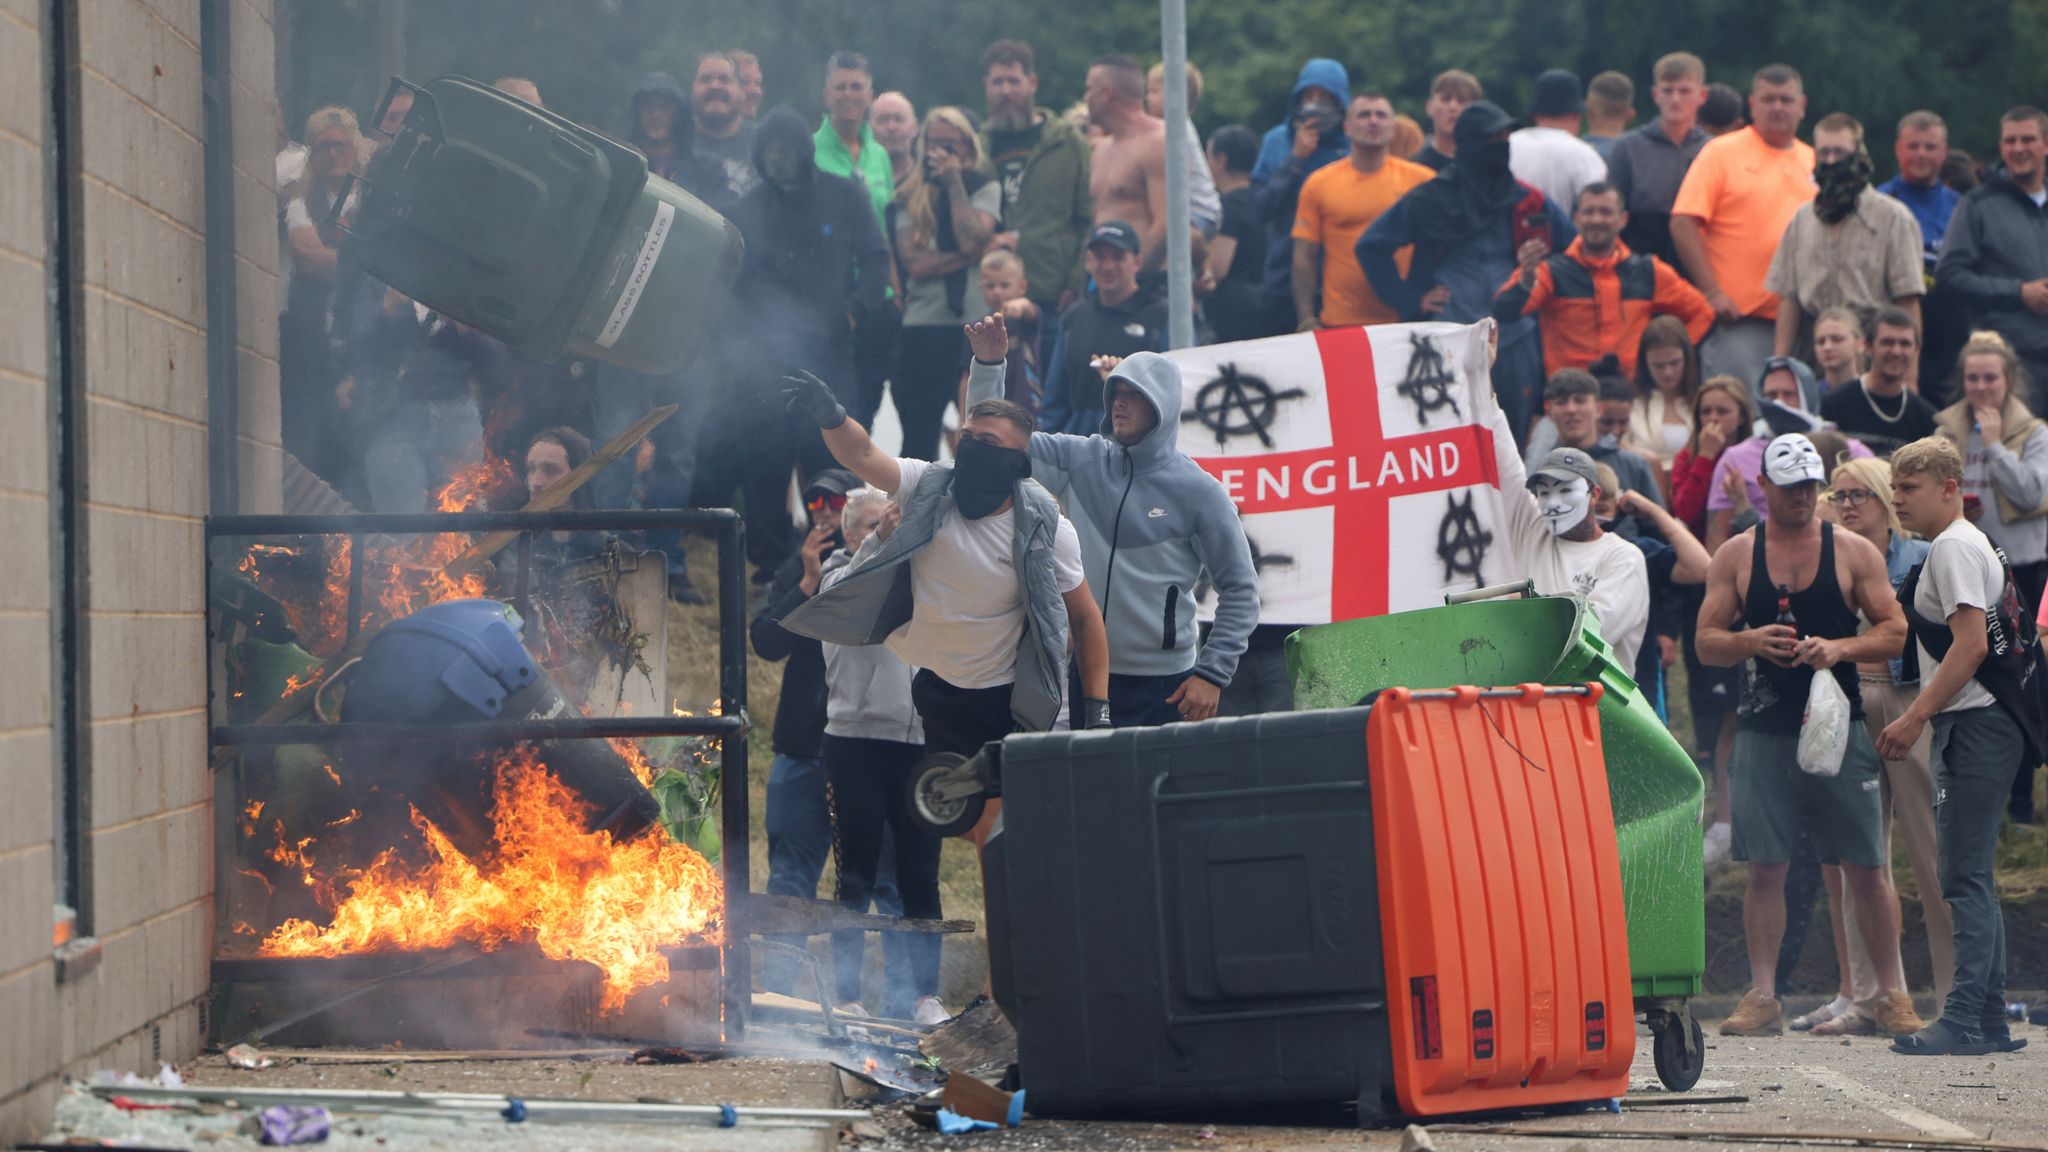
[0,0,279,1140]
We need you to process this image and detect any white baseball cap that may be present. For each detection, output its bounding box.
[1763,433,1825,486]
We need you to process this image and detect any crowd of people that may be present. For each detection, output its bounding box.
[272,43,2048,1053]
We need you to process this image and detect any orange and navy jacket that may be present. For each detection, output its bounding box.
[1491,237,1714,377]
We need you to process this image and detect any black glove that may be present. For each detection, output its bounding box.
[782,369,846,429]
[1079,697,1113,730]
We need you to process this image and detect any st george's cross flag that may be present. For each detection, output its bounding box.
[1173,321,1515,626]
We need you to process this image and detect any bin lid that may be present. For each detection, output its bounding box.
[1286,595,1594,710]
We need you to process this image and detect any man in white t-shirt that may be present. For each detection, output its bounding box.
[1490,434,1651,673]
[780,368,1112,753]
[1880,436,2032,1057]
[1509,70,1609,214]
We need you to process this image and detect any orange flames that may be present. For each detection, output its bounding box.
[241,456,722,1014]
[236,456,514,655]
[261,750,723,1013]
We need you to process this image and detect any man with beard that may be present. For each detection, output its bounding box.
[1359,100,1576,445]
[692,52,758,202]
[717,107,891,558]
[1672,65,1815,385]
[1767,113,1924,359]
[627,70,725,201]
[1821,307,1938,456]
[1250,58,1351,336]
[979,39,1093,316]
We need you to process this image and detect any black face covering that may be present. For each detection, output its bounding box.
[1813,150,1874,225]
[1410,101,1524,246]
[952,436,1032,520]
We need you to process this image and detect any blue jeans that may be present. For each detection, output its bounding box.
[760,753,901,997]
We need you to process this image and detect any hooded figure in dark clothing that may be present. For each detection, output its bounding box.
[629,71,728,208]
[725,106,892,477]
[1358,101,1574,447]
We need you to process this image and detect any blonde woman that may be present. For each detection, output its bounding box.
[1934,330,2048,824]
[1788,457,1947,1034]
[1810,306,1867,392]
[890,107,1003,460]
[1936,331,2048,611]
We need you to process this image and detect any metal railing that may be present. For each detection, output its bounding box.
[203,507,752,1038]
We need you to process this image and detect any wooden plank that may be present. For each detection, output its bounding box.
[443,404,678,577]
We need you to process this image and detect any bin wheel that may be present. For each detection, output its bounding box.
[1652,1008,1704,1092]
[904,752,986,839]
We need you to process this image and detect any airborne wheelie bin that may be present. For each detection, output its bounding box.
[341,76,743,375]
[1286,590,1707,1089]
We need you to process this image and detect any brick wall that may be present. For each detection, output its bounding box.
[0,0,278,1141]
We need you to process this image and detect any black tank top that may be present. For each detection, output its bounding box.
[1737,522,1864,735]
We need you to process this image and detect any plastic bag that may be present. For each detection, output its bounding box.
[1797,672,1850,777]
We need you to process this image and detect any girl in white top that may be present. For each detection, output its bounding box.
[1626,315,1700,480]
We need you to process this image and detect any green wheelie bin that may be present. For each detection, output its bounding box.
[1286,587,1707,1090]
[342,76,742,375]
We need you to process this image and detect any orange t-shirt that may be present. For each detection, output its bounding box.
[1292,156,1434,326]
[1669,126,1815,321]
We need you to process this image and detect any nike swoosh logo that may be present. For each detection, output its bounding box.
[1147,508,1167,518]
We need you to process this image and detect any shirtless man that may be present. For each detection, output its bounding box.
[1694,433,1921,1039]
[1085,53,1169,268]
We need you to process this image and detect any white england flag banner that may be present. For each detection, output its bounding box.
[1171,321,1514,626]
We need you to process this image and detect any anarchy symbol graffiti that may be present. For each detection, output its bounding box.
[1195,529,1294,603]
[1399,332,1463,427]
[1183,362,1306,448]
[1436,491,1492,583]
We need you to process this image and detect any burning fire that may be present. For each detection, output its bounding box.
[236,456,514,655]
[262,750,722,1013]
[240,456,721,1013]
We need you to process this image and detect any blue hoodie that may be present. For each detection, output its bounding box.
[1252,59,1352,304]
[967,353,1259,685]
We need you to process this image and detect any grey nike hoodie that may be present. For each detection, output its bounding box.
[967,351,1260,685]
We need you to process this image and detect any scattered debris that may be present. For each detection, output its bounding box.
[89,1083,869,1129]
[920,995,1017,1077]
[1399,1122,1436,1152]
[227,1043,275,1070]
[935,1107,1000,1134]
[257,1104,332,1145]
[940,1075,1025,1128]
[832,1044,944,1098]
